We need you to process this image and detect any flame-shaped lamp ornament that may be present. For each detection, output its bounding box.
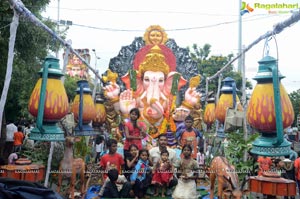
[72,80,97,136]
[215,77,242,138]
[92,93,106,129]
[203,97,216,131]
[247,56,294,156]
[28,55,69,141]
[215,77,243,123]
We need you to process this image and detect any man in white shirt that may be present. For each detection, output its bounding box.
[149,134,178,196]
[4,121,17,157]
[149,134,178,166]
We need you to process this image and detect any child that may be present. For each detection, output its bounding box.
[151,149,174,197]
[196,148,205,168]
[196,148,206,179]
[94,135,104,163]
[100,139,124,181]
[130,149,151,199]
[124,144,139,181]
[172,144,200,199]
[176,115,202,159]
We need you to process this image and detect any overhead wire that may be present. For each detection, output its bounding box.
[43,14,279,32]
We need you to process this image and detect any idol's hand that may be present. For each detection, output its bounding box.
[119,89,137,114]
[103,82,120,99]
[184,87,201,106]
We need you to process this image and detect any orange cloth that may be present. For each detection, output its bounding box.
[13,131,24,146]
[180,130,198,159]
[294,157,300,180]
[257,156,272,176]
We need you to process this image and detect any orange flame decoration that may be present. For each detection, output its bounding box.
[204,103,216,126]
[246,83,294,132]
[93,103,106,125]
[215,94,243,124]
[28,79,69,121]
[72,94,96,123]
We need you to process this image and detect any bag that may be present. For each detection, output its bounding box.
[224,104,244,132]
[84,185,101,199]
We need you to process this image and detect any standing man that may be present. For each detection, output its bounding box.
[4,120,17,157]
[149,134,178,196]
[13,126,24,153]
[294,152,300,195]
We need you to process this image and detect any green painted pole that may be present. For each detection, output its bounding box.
[36,62,49,132]
[271,61,283,145]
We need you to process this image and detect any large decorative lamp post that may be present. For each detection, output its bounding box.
[72,80,97,136]
[247,55,294,156]
[28,55,69,141]
[203,96,216,131]
[215,77,242,137]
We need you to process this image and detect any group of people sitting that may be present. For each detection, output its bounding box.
[96,108,204,199]
[98,137,201,199]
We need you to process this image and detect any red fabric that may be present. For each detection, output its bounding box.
[152,161,173,185]
[123,121,146,150]
[100,153,124,180]
[13,132,24,146]
[294,157,300,180]
[180,130,198,159]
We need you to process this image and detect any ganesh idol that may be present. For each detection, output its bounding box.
[103,45,201,137]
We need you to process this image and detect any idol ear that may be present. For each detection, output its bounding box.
[163,72,187,96]
[121,72,131,89]
[121,72,144,94]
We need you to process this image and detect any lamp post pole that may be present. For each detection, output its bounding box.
[238,0,242,73]
[92,49,100,100]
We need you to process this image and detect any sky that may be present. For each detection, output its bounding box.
[41,0,300,93]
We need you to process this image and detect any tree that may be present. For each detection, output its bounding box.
[288,89,300,126]
[188,44,252,95]
[0,0,60,122]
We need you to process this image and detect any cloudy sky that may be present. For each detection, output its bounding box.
[42,0,300,93]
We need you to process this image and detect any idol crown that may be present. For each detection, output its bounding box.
[139,45,170,75]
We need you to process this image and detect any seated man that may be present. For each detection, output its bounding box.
[149,134,178,196]
[100,169,132,198]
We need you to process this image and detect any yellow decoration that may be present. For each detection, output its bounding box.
[139,45,169,76]
[169,117,177,132]
[160,117,168,134]
[189,75,201,88]
[181,100,194,109]
[102,69,118,83]
[143,25,168,45]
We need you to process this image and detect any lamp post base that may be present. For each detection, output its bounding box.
[74,124,99,136]
[29,123,65,141]
[250,135,291,157]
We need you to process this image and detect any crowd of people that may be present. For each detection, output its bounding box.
[4,109,300,199]
[94,108,204,199]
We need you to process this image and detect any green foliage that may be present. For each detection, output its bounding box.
[225,131,259,179]
[188,44,253,95]
[74,136,92,163]
[64,75,80,102]
[0,0,64,121]
[21,141,64,170]
[288,89,300,126]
